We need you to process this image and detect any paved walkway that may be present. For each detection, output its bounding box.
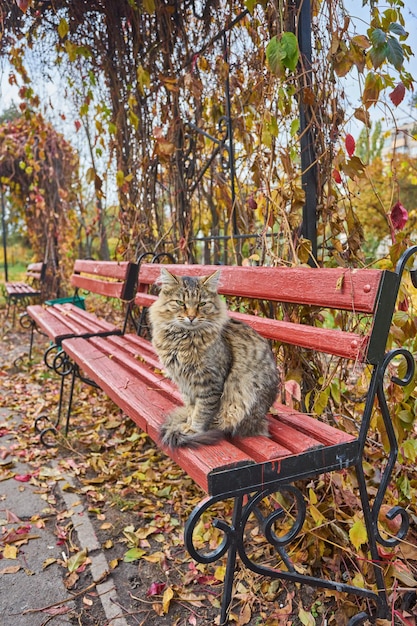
[0,408,129,626]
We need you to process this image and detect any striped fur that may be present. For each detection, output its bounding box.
[148,269,279,448]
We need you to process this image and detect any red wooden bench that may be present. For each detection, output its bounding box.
[24,259,139,361]
[4,261,46,325]
[41,248,417,624]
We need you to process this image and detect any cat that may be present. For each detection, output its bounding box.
[148,268,279,449]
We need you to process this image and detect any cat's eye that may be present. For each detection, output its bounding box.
[199,301,207,307]
[176,300,185,307]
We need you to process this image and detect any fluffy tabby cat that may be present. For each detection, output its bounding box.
[148,268,279,448]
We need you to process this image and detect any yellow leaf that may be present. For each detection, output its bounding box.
[309,504,325,525]
[162,586,174,614]
[351,571,365,588]
[308,487,317,505]
[214,565,226,582]
[116,170,125,188]
[349,519,368,550]
[3,544,18,559]
[143,551,165,563]
[58,18,69,39]
[143,0,155,13]
[109,558,119,570]
[42,558,57,569]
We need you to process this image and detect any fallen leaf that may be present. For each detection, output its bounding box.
[3,544,18,559]
[162,586,174,614]
[0,565,20,575]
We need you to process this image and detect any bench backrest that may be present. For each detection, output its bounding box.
[26,262,47,283]
[135,263,401,366]
[71,260,139,301]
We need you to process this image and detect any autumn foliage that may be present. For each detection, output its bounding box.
[0,112,80,295]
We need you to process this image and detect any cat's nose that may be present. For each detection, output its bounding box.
[188,314,196,323]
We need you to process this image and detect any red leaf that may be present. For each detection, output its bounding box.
[389,82,406,107]
[399,296,409,312]
[332,168,342,184]
[345,134,356,157]
[147,581,166,596]
[15,0,30,13]
[247,194,258,210]
[74,120,81,132]
[390,201,408,231]
[14,474,32,482]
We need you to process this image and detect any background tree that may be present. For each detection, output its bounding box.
[0,110,80,295]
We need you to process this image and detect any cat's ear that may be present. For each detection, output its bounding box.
[157,267,180,287]
[202,270,221,291]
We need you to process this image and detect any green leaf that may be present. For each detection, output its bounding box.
[386,36,404,71]
[370,28,386,47]
[266,32,299,75]
[244,0,257,13]
[290,118,300,137]
[266,36,284,76]
[298,608,315,626]
[389,22,407,37]
[370,43,388,69]
[123,547,146,562]
[280,32,299,71]
[67,548,88,573]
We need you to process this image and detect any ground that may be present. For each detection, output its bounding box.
[0,313,416,626]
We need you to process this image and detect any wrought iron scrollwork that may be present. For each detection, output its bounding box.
[185,485,384,624]
[34,347,98,446]
[372,347,415,547]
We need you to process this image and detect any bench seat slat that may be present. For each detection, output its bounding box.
[61,332,358,496]
[27,303,120,343]
[62,336,256,492]
[138,263,383,313]
[6,283,41,297]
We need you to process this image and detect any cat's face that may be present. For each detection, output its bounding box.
[155,270,224,328]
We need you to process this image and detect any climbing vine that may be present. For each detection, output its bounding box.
[0,0,414,265]
[0,110,80,295]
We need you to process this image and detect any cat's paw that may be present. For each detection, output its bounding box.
[159,424,192,448]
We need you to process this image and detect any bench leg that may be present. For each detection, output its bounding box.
[34,348,77,446]
[185,486,387,624]
[35,348,100,446]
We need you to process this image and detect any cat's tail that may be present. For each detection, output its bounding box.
[160,426,224,449]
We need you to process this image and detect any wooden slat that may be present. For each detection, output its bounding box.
[70,275,127,299]
[71,260,138,300]
[62,336,255,492]
[271,404,356,446]
[61,330,358,495]
[73,260,133,280]
[26,303,120,343]
[6,283,40,296]
[134,292,369,361]
[137,263,385,313]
